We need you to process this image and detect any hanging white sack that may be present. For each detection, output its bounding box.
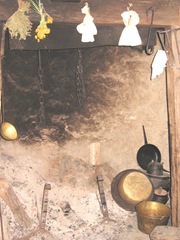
[76,2,97,43]
[118,10,142,46]
[151,50,168,80]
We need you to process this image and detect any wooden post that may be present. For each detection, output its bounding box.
[89,142,101,166]
[166,26,180,226]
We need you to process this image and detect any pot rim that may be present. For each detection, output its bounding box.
[111,169,154,211]
[145,171,170,179]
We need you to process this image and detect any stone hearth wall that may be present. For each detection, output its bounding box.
[3,45,169,171]
[0,44,169,239]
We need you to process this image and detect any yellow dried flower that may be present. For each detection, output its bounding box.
[46,16,53,24]
[28,0,53,42]
[35,17,51,42]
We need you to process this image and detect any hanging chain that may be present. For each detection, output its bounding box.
[38,50,46,128]
[75,48,86,108]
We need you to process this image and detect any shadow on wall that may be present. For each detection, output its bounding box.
[3,46,159,145]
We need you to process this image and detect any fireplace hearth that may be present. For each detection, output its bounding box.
[0,30,169,240]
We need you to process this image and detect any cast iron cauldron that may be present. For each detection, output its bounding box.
[145,160,171,192]
[147,160,164,175]
[145,171,171,192]
[152,187,169,204]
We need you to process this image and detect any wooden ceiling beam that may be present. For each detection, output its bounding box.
[0,0,179,27]
[8,23,156,50]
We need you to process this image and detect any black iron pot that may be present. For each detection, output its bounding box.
[136,126,169,173]
[147,160,164,175]
[145,171,171,192]
[136,126,161,170]
[152,187,169,204]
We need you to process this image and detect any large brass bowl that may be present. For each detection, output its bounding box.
[135,201,171,234]
[1,122,18,140]
[111,169,154,211]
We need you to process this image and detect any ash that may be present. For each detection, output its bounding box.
[0,141,149,240]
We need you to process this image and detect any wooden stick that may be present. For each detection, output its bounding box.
[90,142,101,166]
[0,178,32,228]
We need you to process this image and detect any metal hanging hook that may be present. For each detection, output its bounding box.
[145,7,155,55]
[0,27,17,140]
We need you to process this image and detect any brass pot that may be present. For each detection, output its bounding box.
[1,122,18,140]
[135,201,171,235]
[111,169,154,211]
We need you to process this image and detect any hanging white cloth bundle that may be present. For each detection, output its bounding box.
[151,50,168,80]
[76,3,97,42]
[118,10,142,46]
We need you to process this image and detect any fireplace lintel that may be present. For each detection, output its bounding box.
[7,22,157,50]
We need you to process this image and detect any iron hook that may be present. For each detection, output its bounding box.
[145,7,155,55]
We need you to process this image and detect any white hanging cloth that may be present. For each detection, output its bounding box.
[151,50,168,80]
[118,10,142,46]
[76,3,97,43]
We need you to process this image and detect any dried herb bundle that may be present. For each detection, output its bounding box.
[5,0,32,40]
